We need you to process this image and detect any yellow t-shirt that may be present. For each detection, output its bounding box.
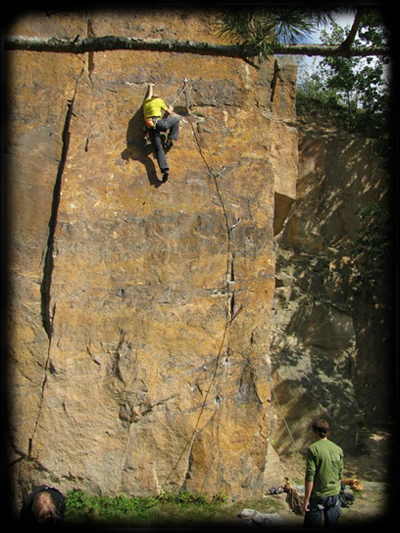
[143,97,168,120]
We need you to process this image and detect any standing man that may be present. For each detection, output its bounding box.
[303,419,344,527]
[143,83,180,183]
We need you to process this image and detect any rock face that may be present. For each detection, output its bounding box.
[270,109,392,453]
[7,9,392,510]
[6,9,297,501]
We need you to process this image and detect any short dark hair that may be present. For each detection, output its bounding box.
[312,419,330,437]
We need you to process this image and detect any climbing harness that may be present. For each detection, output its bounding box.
[143,78,188,146]
[145,117,160,130]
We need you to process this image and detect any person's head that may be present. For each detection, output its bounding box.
[312,419,330,439]
[32,491,60,525]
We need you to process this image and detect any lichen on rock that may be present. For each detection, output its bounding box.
[6,8,299,502]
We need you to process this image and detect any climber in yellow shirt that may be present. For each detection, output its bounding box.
[143,83,180,183]
[143,91,169,122]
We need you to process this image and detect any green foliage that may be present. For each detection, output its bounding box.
[159,490,211,505]
[297,8,391,143]
[65,490,160,524]
[350,202,393,289]
[65,489,228,526]
[215,7,335,56]
[352,203,392,262]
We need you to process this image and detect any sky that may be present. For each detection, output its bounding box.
[296,9,390,91]
[302,11,357,45]
[296,10,358,83]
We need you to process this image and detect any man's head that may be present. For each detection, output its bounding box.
[312,419,330,439]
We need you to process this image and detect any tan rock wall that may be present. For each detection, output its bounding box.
[270,109,392,453]
[6,9,297,502]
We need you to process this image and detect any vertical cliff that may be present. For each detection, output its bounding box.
[270,107,392,453]
[6,9,298,501]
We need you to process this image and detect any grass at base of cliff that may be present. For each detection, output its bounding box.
[65,490,283,527]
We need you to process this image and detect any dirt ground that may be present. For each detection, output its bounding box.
[262,425,394,528]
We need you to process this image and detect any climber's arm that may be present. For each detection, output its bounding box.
[145,83,155,100]
[304,480,313,513]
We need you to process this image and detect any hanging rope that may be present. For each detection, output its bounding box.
[272,389,306,467]
[159,78,235,493]
[159,78,304,493]
[230,205,306,470]
[170,77,189,107]
[160,312,231,493]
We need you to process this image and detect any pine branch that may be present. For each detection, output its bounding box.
[4,35,389,58]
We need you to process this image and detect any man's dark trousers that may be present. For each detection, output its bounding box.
[149,115,179,172]
[303,495,340,527]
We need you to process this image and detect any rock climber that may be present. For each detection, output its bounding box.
[18,485,65,525]
[303,419,344,527]
[143,82,180,183]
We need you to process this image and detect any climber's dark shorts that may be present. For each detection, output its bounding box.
[303,494,340,528]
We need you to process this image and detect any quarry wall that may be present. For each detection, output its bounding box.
[6,9,296,501]
[5,8,392,508]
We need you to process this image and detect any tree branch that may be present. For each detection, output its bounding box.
[4,35,389,58]
[337,7,365,57]
[272,42,388,57]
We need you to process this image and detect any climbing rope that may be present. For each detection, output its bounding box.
[160,316,230,493]
[271,387,306,467]
[160,77,305,492]
[170,77,189,107]
[283,481,305,516]
[160,78,236,493]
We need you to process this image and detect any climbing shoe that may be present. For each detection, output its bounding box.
[162,171,169,183]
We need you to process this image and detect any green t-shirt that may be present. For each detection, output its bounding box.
[305,438,344,497]
[143,97,168,120]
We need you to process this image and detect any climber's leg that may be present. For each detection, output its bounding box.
[167,116,180,142]
[149,130,169,174]
[157,116,180,142]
